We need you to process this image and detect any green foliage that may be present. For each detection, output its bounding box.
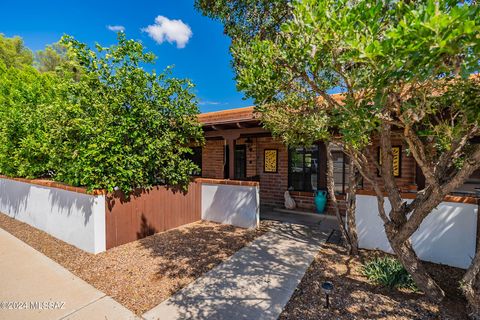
[362,256,417,290]
[204,0,480,151]
[35,41,82,80]
[194,0,290,41]
[0,61,57,177]
[0,33,204,193]
[0,34,33,67]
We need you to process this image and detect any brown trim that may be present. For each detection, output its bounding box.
[195,178,259,187]
[204,127,268,138]
[357,189,478,204]
[443,195,478,205]
[198,106,257,125]
[0,175,106,195]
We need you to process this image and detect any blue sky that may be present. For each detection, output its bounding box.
[0,0,253,112]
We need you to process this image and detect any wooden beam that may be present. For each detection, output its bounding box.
[204,127,268,138]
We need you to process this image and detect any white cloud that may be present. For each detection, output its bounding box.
[199,101,222,106]
[142,16,192,49]
[107,25,125,32]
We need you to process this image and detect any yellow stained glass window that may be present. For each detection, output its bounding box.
[264,149,278,173]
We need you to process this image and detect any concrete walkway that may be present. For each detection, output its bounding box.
[143,223,329,320]
[0,228,138,320]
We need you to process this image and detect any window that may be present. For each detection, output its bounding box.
[288,145,319,192]
[332,150,349,194]
[288,144,351,194]
[455,168,480,195]
[187,147,202,176]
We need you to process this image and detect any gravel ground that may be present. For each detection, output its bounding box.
[280,243,468,320]
[0,213,276,315]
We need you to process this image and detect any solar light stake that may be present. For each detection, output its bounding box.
[321,281,334,309]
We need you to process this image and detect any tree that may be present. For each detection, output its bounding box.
[35,41,81,80]
[197,0,360,255]
[0,33,204,193]
[199,0,480,315]
[47,33,204,192]
[195,0,291,41]
[0,34,33,67]
[0,60,57,178]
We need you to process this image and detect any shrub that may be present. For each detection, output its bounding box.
[0,61,57,178]
[362,256,417,291]
[0,33,204,193]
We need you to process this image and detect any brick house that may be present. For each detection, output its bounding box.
[193,104,480,215]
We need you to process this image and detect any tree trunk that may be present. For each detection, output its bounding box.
[387,232,445,302]
[462,247,480,319]
[345,159,359,255]
[326,142,354,254]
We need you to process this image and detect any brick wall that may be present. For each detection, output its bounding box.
[362,138,417,192]
[202,139,224,179]
[200,134,417,215]
[255,136,289,208]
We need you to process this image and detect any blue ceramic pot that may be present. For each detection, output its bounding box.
[314,190,327,213]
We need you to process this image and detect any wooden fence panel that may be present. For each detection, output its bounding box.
[105,181,201,249]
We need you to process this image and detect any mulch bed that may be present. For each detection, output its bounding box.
[0,213,275,315]
[280,243,468,320]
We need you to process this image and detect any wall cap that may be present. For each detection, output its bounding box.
[195,178,260,187]
[0,175,106,195]
[357,189,478,205]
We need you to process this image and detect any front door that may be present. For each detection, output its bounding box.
[234,144,246,179]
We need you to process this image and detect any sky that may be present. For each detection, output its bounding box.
[0,0,253,113]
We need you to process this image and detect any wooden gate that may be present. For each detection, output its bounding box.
[105,180,201,249]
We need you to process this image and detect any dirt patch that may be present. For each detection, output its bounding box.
[0,213,275,315]
[280,243,467,320]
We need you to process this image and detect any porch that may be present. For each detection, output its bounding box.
[197,107,340,214]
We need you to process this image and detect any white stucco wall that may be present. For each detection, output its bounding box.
[201,183,259,229]
[0,178,106,254]
[356,194,478,269]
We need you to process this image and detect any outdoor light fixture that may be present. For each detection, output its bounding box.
[245,137,254,151]
[321,281,334,309]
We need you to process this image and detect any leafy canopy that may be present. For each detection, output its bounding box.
[0,33,33,68]
[195,0,291,41]
[0,33,204,193]
[231,0,480,151]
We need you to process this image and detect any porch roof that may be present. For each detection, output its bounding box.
[197,93,346,131]
[198,106,260,131]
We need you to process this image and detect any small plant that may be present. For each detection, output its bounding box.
[362,256,417,291]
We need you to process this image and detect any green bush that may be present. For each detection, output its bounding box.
[0,33,204,193]
[0,61,57,178]
[362,256,417,291]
